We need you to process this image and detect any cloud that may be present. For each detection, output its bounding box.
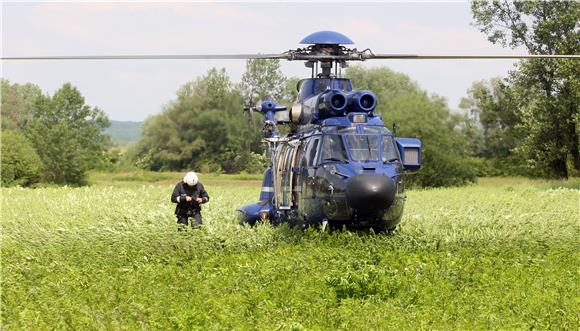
[325,18,381,41]
[395,22,492,51]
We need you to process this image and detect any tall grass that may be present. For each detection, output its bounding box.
[1,178,578,329]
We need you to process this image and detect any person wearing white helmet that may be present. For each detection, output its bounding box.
[170,171,209,228]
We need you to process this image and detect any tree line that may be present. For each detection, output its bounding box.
[1,80,110,186]
[466,0,579,179]
[1,1,577,187]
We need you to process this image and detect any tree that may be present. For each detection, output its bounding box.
[26,83,111,185]
[459,78,519,158]
[184,67,234,109]
[1,130,43,187]
[1,79,43,130]
[134,68,264,173]
[282,77,301,104]
[347,65,477,187]
[240,59,287,101]
[471,0,580,178]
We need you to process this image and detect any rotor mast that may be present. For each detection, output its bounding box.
[303,45,347,78]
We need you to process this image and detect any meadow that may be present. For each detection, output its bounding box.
[2,173,578,330]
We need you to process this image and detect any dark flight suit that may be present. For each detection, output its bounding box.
[170,181,210,227]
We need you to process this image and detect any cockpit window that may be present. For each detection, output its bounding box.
[345,135,379,162]
[382,135,399,162]
[321,135,348,163]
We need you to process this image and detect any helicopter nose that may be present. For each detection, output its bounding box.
[345,174,396,212]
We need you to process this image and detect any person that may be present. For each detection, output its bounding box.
[171,171,209,228]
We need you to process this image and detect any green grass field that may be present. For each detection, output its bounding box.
[2,174,579,329]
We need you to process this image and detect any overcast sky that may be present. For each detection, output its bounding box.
[2,1,524,121]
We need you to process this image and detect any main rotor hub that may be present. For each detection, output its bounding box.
[289,31,372,78]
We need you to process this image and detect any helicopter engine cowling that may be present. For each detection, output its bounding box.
[318,90,348,118]
[349,90,377,113]
[290,94,318,125]
[290,89,376,125]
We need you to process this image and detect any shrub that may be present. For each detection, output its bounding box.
[1,130,43,187]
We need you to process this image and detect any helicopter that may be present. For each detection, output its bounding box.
[237,31,421,232]
[3,30,577,232]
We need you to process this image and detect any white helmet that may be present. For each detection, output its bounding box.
[183,171,198,186]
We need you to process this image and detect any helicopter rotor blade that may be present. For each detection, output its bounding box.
[366,54,580,60]
[0,54,289,61]
[2,53,578,61]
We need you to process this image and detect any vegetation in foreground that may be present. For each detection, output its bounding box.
[2,177,578,329]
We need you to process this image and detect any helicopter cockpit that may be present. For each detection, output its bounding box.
[297,78,353,101]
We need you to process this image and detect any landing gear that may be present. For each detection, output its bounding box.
[321,219,329,232]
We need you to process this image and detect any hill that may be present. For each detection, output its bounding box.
[104,120,142,145]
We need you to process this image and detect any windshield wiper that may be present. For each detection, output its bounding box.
[366,137,373,157]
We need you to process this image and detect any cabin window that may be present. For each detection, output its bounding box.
[291,142,303,206]
[299,139,309,167]
[276,145,287,175]
[321,135,348,163]
[381,135,399,163]
[294,141,306,168]
[305,137,320,167]
[345,134,379,162]
[281,145,295,207]
[284,145,294,173]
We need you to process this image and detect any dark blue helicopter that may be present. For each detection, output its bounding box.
[237,31,422,232]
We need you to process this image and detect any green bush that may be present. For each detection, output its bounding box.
[492,155,542,177]
[221,151,267,174]
[467,155,543,178]
[407,148,477,188]
[465,157,501,177]
[1,130,43,187]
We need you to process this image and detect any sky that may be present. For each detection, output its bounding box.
[1,1,525,121]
